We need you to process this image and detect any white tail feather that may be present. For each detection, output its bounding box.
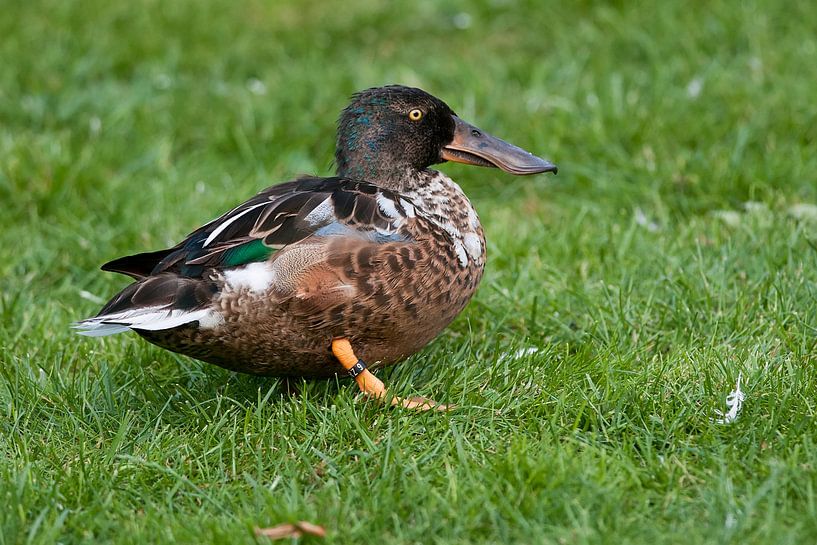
[73,323,131,337]
[73,307,215,337]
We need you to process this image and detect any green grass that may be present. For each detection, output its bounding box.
[2,0,817,543]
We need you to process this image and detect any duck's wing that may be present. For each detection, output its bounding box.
[101,176,416,280]
[76,176,420,336]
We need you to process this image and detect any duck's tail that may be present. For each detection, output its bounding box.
[72,274,221,336]
[72,307,217,336]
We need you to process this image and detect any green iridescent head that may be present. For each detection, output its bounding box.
[335,85,457,180]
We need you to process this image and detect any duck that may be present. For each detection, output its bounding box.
[74,85,557,410]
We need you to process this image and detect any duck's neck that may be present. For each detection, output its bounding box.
[401,169,467,210]
[335,160,424,193]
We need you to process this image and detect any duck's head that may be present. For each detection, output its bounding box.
[335,85,557,186]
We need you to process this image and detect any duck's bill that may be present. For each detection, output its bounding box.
[441,115,557,175]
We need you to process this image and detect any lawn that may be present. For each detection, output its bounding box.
[2,0,817,543]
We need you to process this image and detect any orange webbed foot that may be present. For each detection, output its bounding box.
[331,338,453,412]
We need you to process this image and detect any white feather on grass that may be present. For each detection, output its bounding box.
[714,373,745,424]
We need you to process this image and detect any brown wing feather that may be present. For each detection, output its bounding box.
[101,176,413,279]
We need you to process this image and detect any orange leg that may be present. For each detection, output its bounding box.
[331,338,451,411]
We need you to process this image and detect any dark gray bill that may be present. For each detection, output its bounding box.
[441,115,557,175]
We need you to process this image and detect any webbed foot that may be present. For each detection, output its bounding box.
[331,338,453,411]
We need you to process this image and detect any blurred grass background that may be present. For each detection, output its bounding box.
[2,0,817,543]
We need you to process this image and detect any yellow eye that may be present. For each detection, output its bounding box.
[408,108,423,121]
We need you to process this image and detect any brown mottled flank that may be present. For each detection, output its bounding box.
[140,171,485,377]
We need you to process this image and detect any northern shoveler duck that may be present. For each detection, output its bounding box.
[75,85,557,409]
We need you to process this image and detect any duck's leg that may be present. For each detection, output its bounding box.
[331,338,451,411]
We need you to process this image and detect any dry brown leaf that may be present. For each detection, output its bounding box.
[293,521,326,537]
[254,521,326,540]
